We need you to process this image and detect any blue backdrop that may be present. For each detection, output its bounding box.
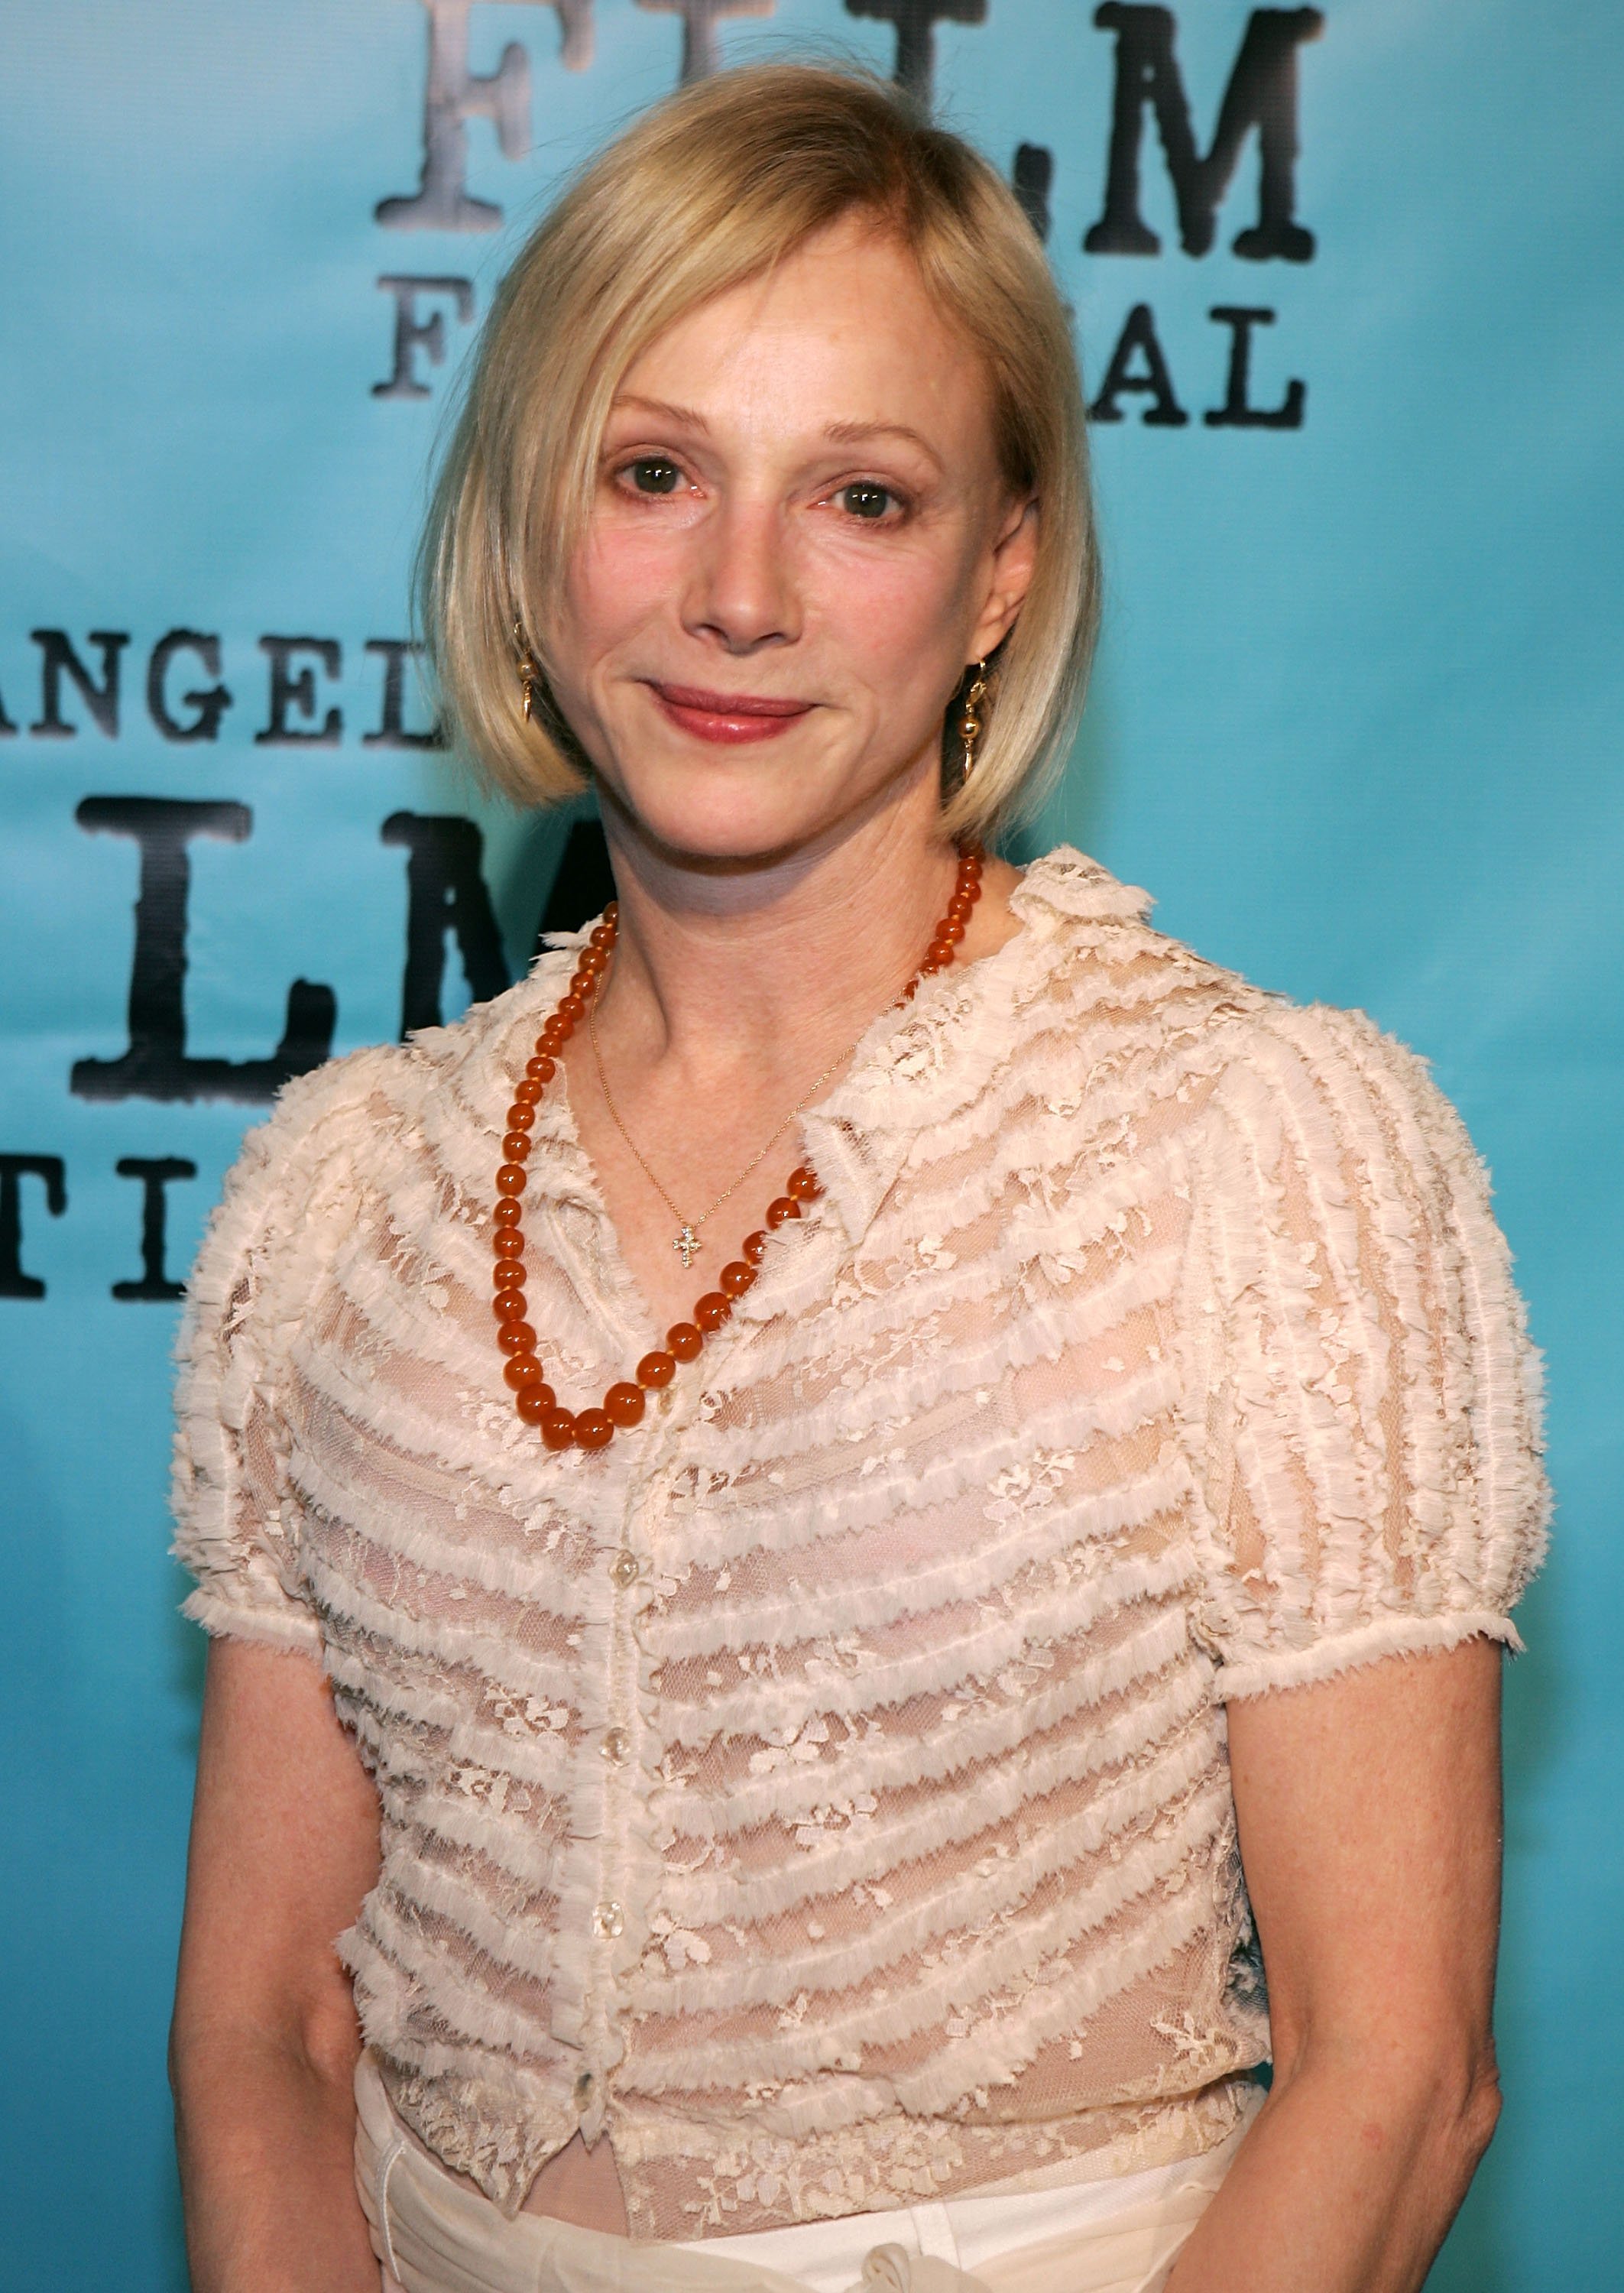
[1,5,1618,2285]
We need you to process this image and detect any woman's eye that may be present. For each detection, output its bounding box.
[837,481,896,521]
[625,456,683,495]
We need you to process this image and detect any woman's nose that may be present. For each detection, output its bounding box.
[681,499,800,654]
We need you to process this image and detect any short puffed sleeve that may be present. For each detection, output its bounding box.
[170,1066,357,1656]
[1183,1002,1548,1699]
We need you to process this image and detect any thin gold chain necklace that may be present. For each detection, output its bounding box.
[489,843,984,1454]
[587,972,884,1270]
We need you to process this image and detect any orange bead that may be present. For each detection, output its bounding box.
[493,1198,520,1228]
[694,1292,731,1332]
[493,1227,523,1257]
[605,1382,646,1427]
[575,1409,614,1450]
[765,1196,800,1228]
[503,1132,530,1162]
[496,1163,526,1195]
[515,1381,556,1423]
[925,938,955,967]
[541,1409,577,1450]
[507,1097,536,1125]
[493,1290,524,1322]
[719,1261,755,1298]
[498,1319,536,1355]
[589,922,614,949]
[637,1350,676,1388]
[559,994,585,1023]
[940,918,965,944]
[741,1231,768,1266]
[527,1054,556,1081]
[919,954,946,976]
[667,1322,703,1362]
[786,1166,822,1202]
[504,1355,547,1393]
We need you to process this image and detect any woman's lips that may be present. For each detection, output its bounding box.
[648,681,815,744]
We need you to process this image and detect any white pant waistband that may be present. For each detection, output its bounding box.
[354,2056,1254,2293]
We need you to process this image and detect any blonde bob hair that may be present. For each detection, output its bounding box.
[420,61,1098,842]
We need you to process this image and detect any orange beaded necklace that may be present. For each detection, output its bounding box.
[491,842,984,1453]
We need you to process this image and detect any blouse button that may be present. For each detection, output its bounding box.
[593,1899,625,1938]
[601,1727,630,1764]
[608,1550,640,1588]
[574,2070,595,2106]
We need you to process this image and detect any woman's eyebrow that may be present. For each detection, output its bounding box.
[608,394,711,431]
[822,419,944,469]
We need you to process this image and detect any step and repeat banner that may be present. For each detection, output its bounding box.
[2,4,1619,2285]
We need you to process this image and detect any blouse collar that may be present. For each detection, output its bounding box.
[793,845,1150,1246]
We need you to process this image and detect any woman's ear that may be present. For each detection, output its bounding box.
[969,495,1039,660]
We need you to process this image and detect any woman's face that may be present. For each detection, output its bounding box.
[547,214,1037,867]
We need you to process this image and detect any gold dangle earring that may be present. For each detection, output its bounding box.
[958,661,990,781]
[513,618,543,725]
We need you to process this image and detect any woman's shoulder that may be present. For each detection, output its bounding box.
[1024,845,1442,1066]
[1015,842,1261,1037]
[201,958,569,1259]
[1017,845,1483,1179]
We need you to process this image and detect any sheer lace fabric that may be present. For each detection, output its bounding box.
[171,848,1548,2239]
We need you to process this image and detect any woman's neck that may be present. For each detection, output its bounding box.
[559,771,1023,1332]
[590,783,1000,1093]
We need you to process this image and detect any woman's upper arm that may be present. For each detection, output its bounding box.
[171,1069,384,2058]
[1183,1004,1548,1702]
[1225,1637,1503,2100]
[173,1638,381,2073]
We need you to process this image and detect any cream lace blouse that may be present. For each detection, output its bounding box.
[171,846,1548,2241]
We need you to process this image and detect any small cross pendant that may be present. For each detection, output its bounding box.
[673,1224,701,1269]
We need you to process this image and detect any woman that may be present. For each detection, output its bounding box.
[168,63,1547,2293]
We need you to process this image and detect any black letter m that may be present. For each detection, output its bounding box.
[1085,5,1324,261]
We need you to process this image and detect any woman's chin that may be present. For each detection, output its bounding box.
[601,771,866,874]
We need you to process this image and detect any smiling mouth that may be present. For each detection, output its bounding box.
[647,681,815,744]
